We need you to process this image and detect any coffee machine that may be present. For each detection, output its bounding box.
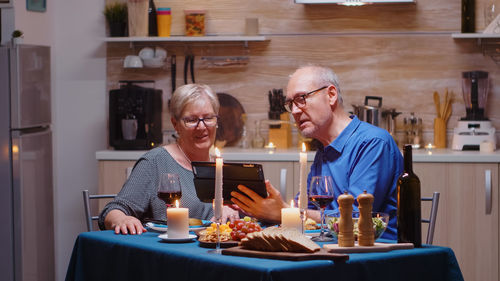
[109,80,163,150]
[452,71,497,151]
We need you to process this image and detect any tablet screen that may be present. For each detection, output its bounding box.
[192,162,267,204]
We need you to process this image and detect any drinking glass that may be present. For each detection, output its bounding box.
[157,173,182,208]
[308,175,335,242]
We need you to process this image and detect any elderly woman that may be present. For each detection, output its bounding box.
[99,84,239,235]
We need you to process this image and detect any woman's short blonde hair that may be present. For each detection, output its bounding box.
[169,84,220,120]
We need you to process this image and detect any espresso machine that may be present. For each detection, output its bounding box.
[452,71,497,151]
[109,80,163,150]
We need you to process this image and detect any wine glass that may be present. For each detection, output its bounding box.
[208,199,223,254]
[157,173,182,208]
[308,175,335,242]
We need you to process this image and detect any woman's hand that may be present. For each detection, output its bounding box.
[211,205,240,223]
[230,180,286,223]
[104,209,147,235]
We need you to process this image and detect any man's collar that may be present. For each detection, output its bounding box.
[326,115,360,153]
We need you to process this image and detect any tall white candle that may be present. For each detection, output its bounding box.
[214,148,223,219]
[167,200,189,238]
[299,143,308,210]
[281,200,302,232]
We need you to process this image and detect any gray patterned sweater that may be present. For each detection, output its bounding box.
[98,147,213,230]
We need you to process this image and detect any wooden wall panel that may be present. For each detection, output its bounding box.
[106,0,500,147]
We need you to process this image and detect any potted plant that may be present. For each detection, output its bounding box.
[11,30,24,45]
[103,2,128,37]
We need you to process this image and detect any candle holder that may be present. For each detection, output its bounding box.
[208,199,223,254]
[264,142,276,154]
[300,208,306,234]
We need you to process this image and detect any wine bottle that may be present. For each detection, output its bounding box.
[461,0,475,33]
[397,144,422,247]
[148,0,158,36]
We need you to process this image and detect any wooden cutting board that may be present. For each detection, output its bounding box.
[221,246,349,262]
[323,242,414,253]
[216,93,245,147]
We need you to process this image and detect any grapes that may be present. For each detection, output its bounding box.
[227,217,261,241]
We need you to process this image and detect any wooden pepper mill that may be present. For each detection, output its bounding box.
[337,191,354,247]
[357,190,374,246]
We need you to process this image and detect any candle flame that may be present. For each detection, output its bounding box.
[175,200,179,208]
[268,142,275,148]
[290,200,295,208]
[301,142,306,152]
[215,147,221,158]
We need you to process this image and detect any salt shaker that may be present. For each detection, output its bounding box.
[357,190,374,246]
[337,191,354,247]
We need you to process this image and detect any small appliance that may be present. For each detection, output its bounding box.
[109,80,162,150]
[452,71,497,151]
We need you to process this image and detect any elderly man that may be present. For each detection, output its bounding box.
[231,65,403,240]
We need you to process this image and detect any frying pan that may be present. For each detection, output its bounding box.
[216,93,245,147]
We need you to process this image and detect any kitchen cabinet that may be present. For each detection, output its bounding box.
[414,162,499,281]
[98,160,135,209]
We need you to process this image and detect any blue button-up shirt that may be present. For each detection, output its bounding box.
[304,115,403,240]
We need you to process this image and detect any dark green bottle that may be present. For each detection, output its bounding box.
[397,144,422,247]
[461,0,475,33]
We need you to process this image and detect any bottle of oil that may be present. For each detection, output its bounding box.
[148,0,158,36]
[397,144,422,247]
[461,0,475,33]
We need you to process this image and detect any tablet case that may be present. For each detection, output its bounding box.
[192,162,267,204]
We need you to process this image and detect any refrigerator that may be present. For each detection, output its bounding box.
[0,44,54,281]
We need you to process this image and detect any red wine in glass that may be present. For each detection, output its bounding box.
[157,191,182,206]
[158,173,182,207]
[310,195,334,208]
[308,175,335,242]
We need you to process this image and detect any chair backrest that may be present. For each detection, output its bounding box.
[82,190,116,231]
[421,192,440,245]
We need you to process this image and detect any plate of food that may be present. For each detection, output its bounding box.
[198,217,262,248]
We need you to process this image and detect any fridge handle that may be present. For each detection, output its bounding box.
[485,169,492,215]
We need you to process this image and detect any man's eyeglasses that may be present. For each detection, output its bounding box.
[181,116,218,128]
[283,86,328,113]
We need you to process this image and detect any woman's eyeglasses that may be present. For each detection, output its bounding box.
[181,116,218,128]
[283,86,328,113]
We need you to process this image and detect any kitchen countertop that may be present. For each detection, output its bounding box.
[96,147,500,163]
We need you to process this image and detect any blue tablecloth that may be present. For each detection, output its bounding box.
[66,231,463,281]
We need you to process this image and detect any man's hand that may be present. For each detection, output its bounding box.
[230,180,286,223]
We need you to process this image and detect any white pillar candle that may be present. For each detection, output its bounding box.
[167,200,189,238]
[281,200,302,232]
[214,148,223,219]
[299,143,308,210]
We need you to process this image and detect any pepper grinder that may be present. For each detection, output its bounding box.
[337,191,354,247]
[357,190,375,246]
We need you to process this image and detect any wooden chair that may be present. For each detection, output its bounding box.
[82,190,116,231]
[422,192,440,245]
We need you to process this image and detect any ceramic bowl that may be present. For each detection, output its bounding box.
[326,212,389,240]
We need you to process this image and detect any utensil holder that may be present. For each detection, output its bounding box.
[433,118,446,148]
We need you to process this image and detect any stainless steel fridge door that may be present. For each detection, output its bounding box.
[0,46,15,281]
[9,45,51,129]
[11,128,54,281]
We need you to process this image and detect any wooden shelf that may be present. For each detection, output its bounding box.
[104,35,268,43]
[452,33,500,39]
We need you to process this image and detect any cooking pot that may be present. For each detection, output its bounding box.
[352,96,401,136]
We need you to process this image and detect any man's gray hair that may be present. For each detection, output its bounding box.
[296,65,343,105]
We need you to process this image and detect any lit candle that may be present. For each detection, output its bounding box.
[214,147,223,219]
[299,143,308,210]
[281,200,302,232]
[265,142,276,154]
[166,200,189,238]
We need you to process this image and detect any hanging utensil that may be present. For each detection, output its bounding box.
[171,54,176,93]
[183,54,195,84]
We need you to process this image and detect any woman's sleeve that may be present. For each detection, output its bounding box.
[98,158,155,230]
